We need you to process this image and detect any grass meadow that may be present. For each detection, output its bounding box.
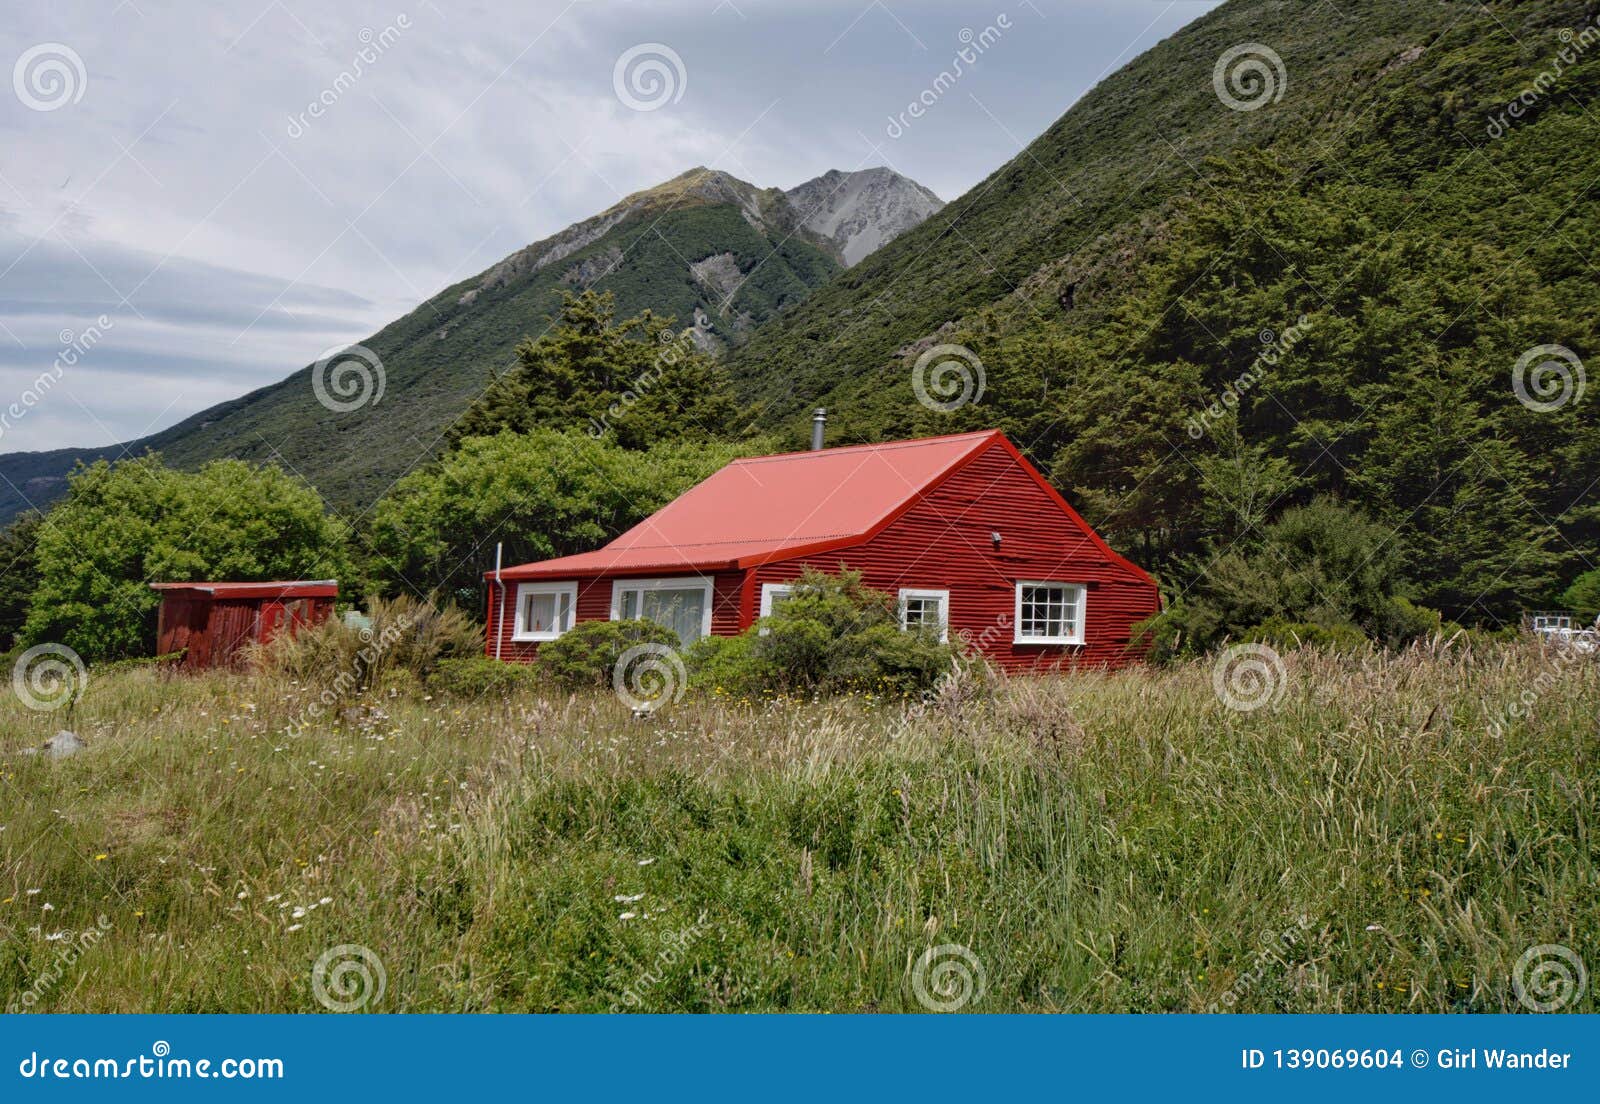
[0,641,1595,1013]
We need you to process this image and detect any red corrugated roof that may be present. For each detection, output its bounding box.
[495,431,1003,579]
[150,580,339,599]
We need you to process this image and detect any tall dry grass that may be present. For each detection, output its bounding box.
[0,639,1593,1012]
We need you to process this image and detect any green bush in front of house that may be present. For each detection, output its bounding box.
[686,569,957,698]
[538,618,683,690]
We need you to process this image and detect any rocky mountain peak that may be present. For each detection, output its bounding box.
[785,168,944,265]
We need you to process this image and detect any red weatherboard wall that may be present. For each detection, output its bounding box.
[487,571,744,662]
[749,441,1158,671]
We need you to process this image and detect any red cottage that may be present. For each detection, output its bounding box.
[485,430,1159,672]
[150,580,338,670]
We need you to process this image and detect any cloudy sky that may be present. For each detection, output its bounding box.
[0,0,1220,453]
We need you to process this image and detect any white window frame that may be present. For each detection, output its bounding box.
[898,588,950,642]
[759,583,795,619]
[1013,581,1087,646]
[610,576,716,641]
[512,581,578,642]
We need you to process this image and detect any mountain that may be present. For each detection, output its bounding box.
[729,0,1600,621]
[785,168,944,265]
[0,165,941,521]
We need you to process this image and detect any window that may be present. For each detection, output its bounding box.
[1013,582,1086,645]
[759,583,795,620]
[611,577,714,645]
[513,581,577,641]
[899,588,950,642]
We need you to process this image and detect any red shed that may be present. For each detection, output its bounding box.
[150,580,338,670]
[485,431,1159,672]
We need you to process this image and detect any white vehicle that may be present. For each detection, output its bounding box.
[1527,612,1599,653]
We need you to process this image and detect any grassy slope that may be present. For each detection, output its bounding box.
[1,644,1594,1012]
[0,197,839,521]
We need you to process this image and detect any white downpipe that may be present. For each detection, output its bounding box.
[493,542,505,661]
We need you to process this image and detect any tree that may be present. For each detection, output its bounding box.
[1153,497,1438,653]
[0,510,43,649]
[1561,569,1600,621]
[22,456,350,661]
[448,290,737,450]
[364,431,763,605]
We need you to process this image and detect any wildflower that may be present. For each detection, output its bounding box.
[619,912,637,921]
[41,903,54,911]
[286,923,303,932]
[318,897,332,906]
[637,858,656,867]
[237,891,248,900]
[614,894,644,903]
[94,854,108,861]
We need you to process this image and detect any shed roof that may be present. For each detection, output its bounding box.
[495,430,1057,580]
[149,580,339,600]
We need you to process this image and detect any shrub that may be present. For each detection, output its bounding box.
[687,569,957,697]
[1243,618,1368,652]
[250,595,480,688]
[1560,569,1600,621]
[1372,596,1444,646]
[427,657,539,697]
[538,619,681,690]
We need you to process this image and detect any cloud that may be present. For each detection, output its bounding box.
[0,0,1218,451]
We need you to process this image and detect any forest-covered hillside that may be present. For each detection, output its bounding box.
[728,0,1600,622]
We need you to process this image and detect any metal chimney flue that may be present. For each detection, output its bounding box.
[811,407,827,451]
